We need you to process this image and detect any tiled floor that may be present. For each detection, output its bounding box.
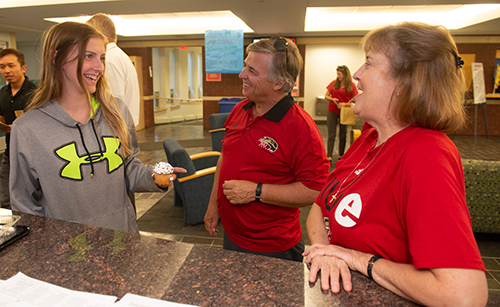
[134,119,500,292]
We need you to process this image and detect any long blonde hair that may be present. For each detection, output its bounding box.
[27,22,131,155]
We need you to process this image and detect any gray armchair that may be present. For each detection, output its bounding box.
[163,138,221,226]
[209,112,229,152]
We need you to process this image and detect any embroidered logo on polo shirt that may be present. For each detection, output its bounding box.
[258,136,278,153]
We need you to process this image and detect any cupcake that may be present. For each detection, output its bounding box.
[153,162,174,186]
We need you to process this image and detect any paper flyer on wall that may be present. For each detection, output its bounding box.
[472,62,487,104]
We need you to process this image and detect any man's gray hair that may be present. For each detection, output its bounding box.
[246,38,303,94]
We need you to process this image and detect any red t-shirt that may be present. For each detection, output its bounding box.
[315,126,485,271]
[326,81,359,114]
[219,95,330,253]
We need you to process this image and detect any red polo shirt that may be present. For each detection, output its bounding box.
[218,94,330,252]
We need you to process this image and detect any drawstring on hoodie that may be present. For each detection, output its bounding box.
[75,119,104,178]
[90,118,104,157]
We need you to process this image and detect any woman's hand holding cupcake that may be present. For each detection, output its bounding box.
[152,162,186,188]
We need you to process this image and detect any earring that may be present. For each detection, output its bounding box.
[51,50,58,65]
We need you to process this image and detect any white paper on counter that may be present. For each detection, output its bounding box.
[115,293,198,307]
[0,272,117,307]
[0,291,39,307]
[0,208,12,215]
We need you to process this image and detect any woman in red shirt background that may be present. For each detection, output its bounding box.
[324,65,358,161]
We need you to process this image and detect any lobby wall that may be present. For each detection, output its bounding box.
[15,35,500,135]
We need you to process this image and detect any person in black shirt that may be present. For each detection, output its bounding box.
[0,49,37,208]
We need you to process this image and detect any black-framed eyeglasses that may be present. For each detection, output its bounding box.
[273,37,289,71]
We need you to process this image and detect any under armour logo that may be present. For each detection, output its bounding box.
[55,137,123,180]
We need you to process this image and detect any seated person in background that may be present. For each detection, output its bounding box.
[204,38,330,262]
[9,22,185,233]
[304,22,488,306]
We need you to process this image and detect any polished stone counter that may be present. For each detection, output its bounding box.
[1,213,498,306]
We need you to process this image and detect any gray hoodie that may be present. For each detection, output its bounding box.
[9,98,163,233]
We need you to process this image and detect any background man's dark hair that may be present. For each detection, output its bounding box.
[0,48,26,67]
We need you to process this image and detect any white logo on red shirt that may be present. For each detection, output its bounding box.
[258,136,278,153]
[334,193,362,227]
[354,168,364,175]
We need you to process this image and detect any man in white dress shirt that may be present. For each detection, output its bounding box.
[87,13,141,211]
[87,13,141,126]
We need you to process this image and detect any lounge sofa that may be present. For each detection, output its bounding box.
[462,159,500,234]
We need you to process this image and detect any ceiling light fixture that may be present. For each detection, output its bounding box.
[305,4,500,32]
[0,0,117,8]
[45,11,254,36]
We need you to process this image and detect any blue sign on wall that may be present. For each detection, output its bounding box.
[205,30,244,74]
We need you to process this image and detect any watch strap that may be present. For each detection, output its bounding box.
[255,182,263,201]
[367,255,383,279]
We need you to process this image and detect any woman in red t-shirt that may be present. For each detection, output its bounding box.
[304,22,488,306]
[324,65,358,161]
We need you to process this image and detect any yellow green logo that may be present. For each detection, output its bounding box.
[55,137,123,180]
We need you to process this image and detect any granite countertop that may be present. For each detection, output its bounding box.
[1,212,498,306]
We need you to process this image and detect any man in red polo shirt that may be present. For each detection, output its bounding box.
[204,38,330,261]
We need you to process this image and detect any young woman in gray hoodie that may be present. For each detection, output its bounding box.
[9,22,184,233]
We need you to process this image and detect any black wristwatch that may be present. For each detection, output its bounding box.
[255,182,263,201]
[367,255,384,279]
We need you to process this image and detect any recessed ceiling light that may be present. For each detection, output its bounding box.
[0,0,117,8]
[305,4,500,32]
[45,11,254,36]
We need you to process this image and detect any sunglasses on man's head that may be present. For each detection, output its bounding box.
[274,38,288,51]
[272,37,289,71]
